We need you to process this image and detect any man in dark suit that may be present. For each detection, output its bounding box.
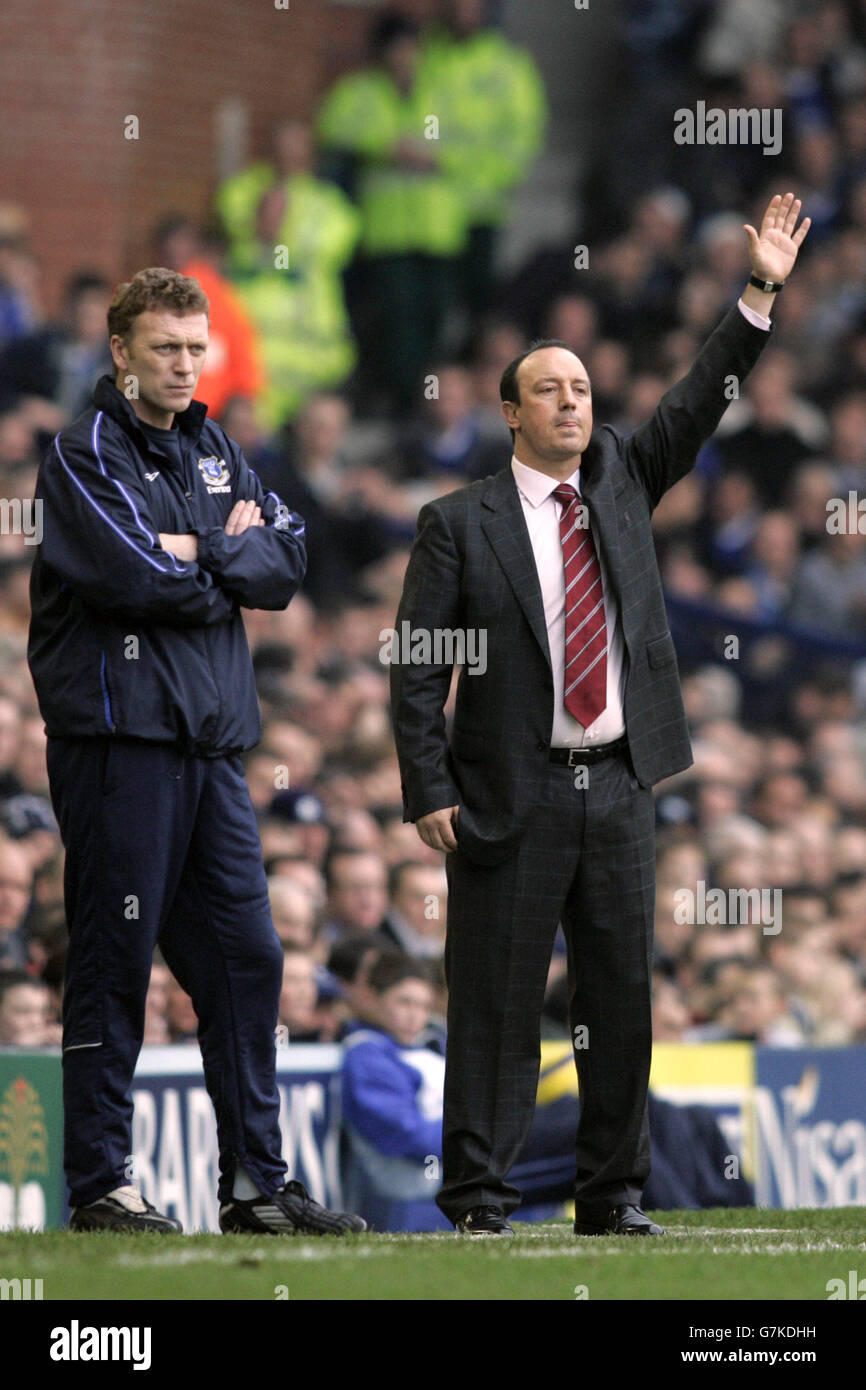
[389,194,810,1236]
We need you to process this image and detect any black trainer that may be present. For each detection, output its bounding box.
[219,1179,367,1236]
[455,1205,514,1236]
[69,1185,182,1233]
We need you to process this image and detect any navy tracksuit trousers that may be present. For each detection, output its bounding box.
[46,736,287,1208]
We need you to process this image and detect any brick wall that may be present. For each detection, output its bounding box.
[0,0,431,311]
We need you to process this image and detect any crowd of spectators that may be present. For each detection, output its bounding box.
[1,0,866,1059]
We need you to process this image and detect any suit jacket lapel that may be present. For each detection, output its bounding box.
[481,469,552,673]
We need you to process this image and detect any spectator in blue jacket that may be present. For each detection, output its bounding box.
[341,955,449,1231]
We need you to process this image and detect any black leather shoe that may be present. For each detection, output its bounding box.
[455,1205,514,1236]
[574,1203,665,1236]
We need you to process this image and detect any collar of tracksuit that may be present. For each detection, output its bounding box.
[91,374,209,450]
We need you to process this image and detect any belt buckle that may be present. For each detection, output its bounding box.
[567,747,585,768]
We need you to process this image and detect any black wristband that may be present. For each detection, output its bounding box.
[749,273,785,294]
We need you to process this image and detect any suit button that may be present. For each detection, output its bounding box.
[536,739,546,751]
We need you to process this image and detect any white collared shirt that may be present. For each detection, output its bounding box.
[511,454,627,748]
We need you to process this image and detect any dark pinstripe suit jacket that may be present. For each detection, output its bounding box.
[390,304,772,865]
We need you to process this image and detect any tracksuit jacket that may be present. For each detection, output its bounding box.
[28,375,306,752]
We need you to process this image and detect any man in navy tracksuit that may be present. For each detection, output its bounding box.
[28,266,364,1236]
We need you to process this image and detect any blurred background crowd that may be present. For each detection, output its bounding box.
[2,0,866,1067]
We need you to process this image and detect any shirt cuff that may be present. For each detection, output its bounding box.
[737,297,772,331]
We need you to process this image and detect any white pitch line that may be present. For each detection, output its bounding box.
[53,1228,866,1271]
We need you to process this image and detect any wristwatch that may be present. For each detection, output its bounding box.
[749,273,785,294]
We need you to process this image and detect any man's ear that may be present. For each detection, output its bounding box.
[109,334,129,374]
[501,400,519,433]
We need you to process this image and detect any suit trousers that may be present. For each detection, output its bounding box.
[46,736,287,1209]
[437,747,656,1222]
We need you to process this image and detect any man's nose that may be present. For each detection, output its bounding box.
[175,350,193,376]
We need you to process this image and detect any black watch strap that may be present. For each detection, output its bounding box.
[749,273,785,294]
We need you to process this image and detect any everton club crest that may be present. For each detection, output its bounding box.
[197,457,232,494]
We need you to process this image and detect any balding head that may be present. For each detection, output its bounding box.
[500,340,593,470]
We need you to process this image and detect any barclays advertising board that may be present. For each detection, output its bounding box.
[128,1045,344,1234]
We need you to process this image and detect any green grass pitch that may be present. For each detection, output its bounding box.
[2,1208,865,1300]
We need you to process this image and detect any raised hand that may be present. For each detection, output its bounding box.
[743,192,811,283]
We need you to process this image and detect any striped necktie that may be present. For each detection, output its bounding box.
[552,482,608,727]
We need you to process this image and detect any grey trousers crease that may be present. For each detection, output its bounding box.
[437,750,656,1222]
